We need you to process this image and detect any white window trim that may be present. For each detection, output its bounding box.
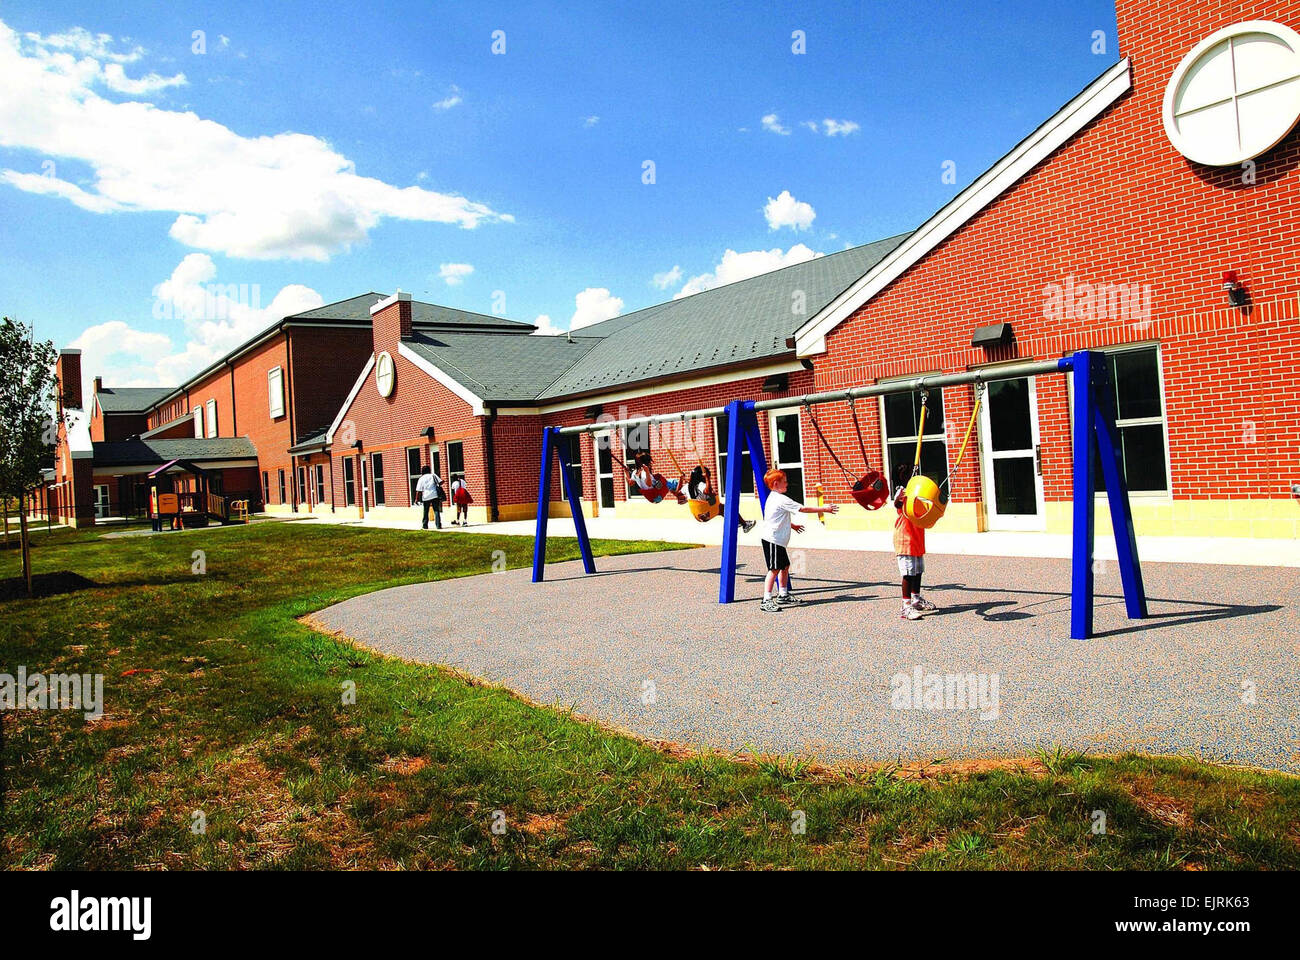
[193,405,204,439]
[371,451,386,505]
[877,374,951,485]
[1066,342,1174,500]
[767,407,807,498]
[268,366,285,420]
[205,398,217,438]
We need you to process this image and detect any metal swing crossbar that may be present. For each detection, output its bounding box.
[531,351,1148,640]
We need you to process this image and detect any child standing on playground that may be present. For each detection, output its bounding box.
[892,464,937,620]
[757,468,837,612]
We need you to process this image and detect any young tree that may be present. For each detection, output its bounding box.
[0,317,60,596]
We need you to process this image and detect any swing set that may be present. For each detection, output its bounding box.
[531,350,1147,640]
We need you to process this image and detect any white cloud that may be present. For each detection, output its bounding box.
[438,262,474,285]
[0,20,511,261]
[570,287,623,330]
[763,190,816,231]
[652,265,682,290]
[23,26,142,63]
[761,113,790,135]
[101,62,185,95]
[531,314,564,336]
[583,115,599,127]
[801,120,819,133]
[71,254,325,398]
[819,118,860,136]
[675,244,822,299]
[432,85,462,110]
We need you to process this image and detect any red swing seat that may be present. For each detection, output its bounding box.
[630,473,672,502]
[850,470,889,510]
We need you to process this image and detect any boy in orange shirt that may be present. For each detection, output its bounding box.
[892,464,937,620]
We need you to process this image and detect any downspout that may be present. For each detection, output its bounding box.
[284,328,298,511]
[483,407,499,523]
[227,358,238,436]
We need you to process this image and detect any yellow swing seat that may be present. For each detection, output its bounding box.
[689,498,723,522]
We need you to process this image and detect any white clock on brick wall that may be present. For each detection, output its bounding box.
[1163,20,1300,166]
[375,351,395,397]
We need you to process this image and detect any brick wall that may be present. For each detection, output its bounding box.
[806,0,1300,514]
[328,298,486,515]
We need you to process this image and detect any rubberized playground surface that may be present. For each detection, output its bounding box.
[311,546,1300,771]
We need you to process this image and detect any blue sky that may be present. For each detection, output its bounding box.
[0,0,1117,392]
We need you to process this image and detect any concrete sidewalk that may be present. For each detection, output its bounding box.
[310,546,1300,770]
[295,508,1300,567]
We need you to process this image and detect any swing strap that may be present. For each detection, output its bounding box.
[804,401,856,485]
[939,383,983,488]
[912,390,929,476]
[847,397,872,470]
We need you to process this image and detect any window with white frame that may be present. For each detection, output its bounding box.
[371,452,385,505]
[314,464,326,504]
[880,385,949,489]
[268,366,285,419]
[193,405,204,439]
[205,398,217,437]
[1071,344,1171,495]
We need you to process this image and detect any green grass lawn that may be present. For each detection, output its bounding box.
[2,521,1297,870]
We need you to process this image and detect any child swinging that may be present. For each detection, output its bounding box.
[687,464,756,532]
[625,451,688,504]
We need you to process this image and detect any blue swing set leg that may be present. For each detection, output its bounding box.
[719,399,770,603]
[531,427,594,583]
[1067,350,1146,639]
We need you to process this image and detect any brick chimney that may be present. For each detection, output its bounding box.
[370,290,413,356]
[56,349,83,411]
[93,376,103,397]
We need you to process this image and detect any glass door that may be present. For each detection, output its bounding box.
[594,432,616,514]
[768,409,805,502]
[979,377,1045,530]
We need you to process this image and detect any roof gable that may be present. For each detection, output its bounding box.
[794,58,1132,355]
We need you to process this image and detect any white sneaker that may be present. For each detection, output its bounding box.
[900,604,922,620]
[912,596,937,612]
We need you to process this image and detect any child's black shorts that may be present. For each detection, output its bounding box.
[761,539,790,572]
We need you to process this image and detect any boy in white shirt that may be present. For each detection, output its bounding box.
[756,468,837,612]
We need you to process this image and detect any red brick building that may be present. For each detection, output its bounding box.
[50,0,1300,540]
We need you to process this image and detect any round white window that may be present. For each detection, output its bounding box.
[1163,20,1300,166]
[375,351,395,397]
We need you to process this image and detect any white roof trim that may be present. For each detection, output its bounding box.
[794,58,1132,356]
[397,342,487,415]
[325,354,376,444]
[369,289,412,315]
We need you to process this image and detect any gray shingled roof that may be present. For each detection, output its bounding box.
[96,386,175,413]
[92,437,258,467]
[288,427,330,453]
[394,236,910,405]
[288,293,535,331]
[536,234,910,400]
[404,331,600,402]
